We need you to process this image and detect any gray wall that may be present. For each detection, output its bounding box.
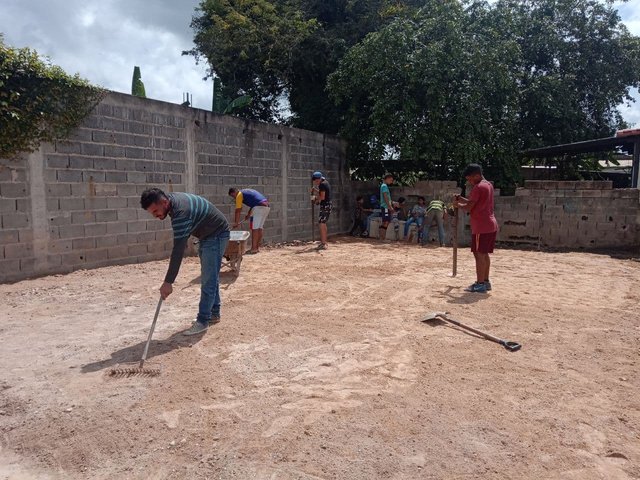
[0,92,350,283]
[496,181,640,249]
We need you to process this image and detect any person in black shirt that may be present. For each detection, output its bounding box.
[311,171,331,250]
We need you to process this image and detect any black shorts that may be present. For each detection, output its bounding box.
[380,208,392,223]
[319,203,332,224]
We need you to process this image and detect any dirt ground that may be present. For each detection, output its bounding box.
[0,237,638,480]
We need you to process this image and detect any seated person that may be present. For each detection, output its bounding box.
[350,195,373,236]
[365,194,381,236]
[403,196,427,242]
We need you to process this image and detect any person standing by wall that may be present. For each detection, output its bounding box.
[140,188,230,335]
[228,187,270,254]
[453,164,499,293]
[311,171,332,250]
[379,173,395,241]
[421,198,447,247]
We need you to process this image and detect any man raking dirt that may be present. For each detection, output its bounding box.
[141,188,230,336]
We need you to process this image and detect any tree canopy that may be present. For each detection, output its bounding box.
[187,0,640,188]
[0,36,104,159]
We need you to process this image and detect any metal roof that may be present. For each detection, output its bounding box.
[522,134,640,158]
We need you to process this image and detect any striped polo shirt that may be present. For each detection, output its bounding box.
[164,192,229,283]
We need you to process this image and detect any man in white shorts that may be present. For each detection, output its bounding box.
[228,187,270,254]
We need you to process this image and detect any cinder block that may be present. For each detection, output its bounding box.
[72,238,95,250]
[0,183,28,198]
[93,184,118,197]
[0,259,21,275]
[4,243,33,259]
[96,235,118,248]
[127,221,146,232]
[68,156,94,169]
[0,229,19,244]
[82,171,106,183]
[95,210,118,222]
[106,172,127,183]
[84,197,108,210]
[127,172,147,183]
[0,198,17,213]
[59,198,85,211]
[2,213,29,229]
[57,170,83,183]
[107,245,129,259]
[60,251,86,266]
[81,143,104,156]
[125,147,145,159]
[117,184,138,196]
[49,239,73,253]
[104,145,126,158]
[46,183,72,197]
[117,209,137,221]
[106,222,127,234]
[47,155,70,169]
[106,197,128,209]
[55,141,82,154]
[58,224,85,239]
[85,223,108,237]
[85,249,109,263]
[71,211,95,224]
[128,244,148,256]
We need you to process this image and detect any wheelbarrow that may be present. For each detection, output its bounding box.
[222,230,251,275]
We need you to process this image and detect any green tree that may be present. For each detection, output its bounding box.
[186,0,317,122]
[131,65,146,98]
[186,0,423,130]
[327,1,522,189]
[0,37,104,158]
[491,0,640,149]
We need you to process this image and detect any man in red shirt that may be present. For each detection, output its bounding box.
[454,164,498,293]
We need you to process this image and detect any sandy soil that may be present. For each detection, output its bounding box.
[0,237,639,480]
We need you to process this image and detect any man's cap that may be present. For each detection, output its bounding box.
[463,164,483,177]
[311,171,323,179]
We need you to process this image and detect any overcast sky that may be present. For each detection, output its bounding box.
[1,0,639,125]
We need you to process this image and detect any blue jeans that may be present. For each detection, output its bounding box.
[196,230,230,325]
[421,210,446,245]
[404,217,424,239]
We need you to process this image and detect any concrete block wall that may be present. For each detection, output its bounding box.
[0,92,350,283]
[495,181,640,249]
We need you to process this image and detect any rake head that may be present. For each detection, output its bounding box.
[108,367,160,378]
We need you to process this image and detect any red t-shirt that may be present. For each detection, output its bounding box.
[468,179,498,234]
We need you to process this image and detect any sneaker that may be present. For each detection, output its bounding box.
[484,281,492,291]
[464,282,488,293]
[316,243,327,250]
[209,316,221,326]
[183,321,208,336]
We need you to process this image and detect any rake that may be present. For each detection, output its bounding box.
[108,297,163,377]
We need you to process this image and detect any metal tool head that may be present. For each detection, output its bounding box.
[422,312,448,322]
[108,367,160,378]
[502,341,522,352]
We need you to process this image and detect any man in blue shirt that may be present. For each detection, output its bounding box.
[141,188,230,336]
[228,187,270,254]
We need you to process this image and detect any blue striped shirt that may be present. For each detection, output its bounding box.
[165,192,229,283]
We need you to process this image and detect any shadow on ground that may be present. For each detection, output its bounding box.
[80,329,206,374]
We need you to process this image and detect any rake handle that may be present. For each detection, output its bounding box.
[140,297,163,369]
